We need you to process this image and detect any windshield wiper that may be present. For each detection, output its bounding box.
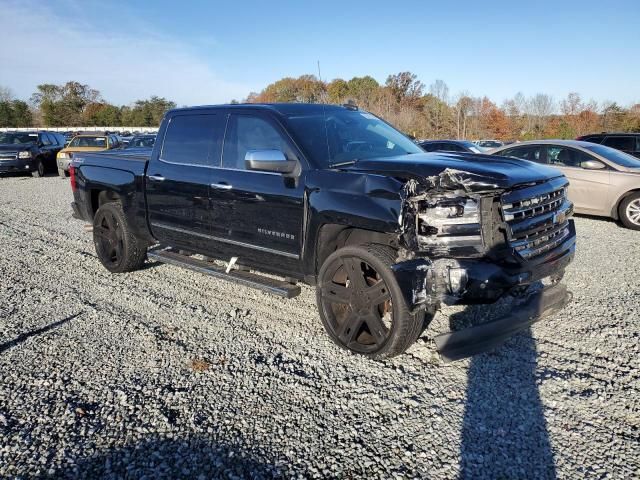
[329,160,357,168]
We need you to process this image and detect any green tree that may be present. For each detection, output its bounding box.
[30,81,101,126]
[0,100,33,127]
[121,96,176,126]
[327,78,349,103]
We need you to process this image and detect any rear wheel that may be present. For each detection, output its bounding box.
[31,159,45,178]
[93,202,147,273]
[316,244,426,358]
[619,193,640,230]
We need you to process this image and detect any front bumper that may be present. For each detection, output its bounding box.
[0,157,35,173]
[391,219,576,361]
[434,282,572,362]
[392,219,576,309]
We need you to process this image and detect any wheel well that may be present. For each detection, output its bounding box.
[315,224,398,274]
[613,189,640,219]
[91,189,121,217]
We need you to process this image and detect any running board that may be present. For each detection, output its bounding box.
[147,248,301,298]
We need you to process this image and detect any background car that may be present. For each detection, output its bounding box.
[475,139,504,151]
[419,139,483,153]
[0,131,65,177]
[490,140,640,229]
[124,134,156,149]
[57,133,121,177]
[576,133,640,158]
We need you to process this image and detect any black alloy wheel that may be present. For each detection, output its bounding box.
[317,244,425,358]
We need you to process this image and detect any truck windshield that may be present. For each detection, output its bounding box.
[285,109,422,166]
[0,133,38,145]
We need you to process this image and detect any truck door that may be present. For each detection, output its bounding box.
[146,112,226,252]
[208,112,305,273]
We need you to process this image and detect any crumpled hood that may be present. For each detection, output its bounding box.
[338,152,564,191]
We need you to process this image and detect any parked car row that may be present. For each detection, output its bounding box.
[0,130,157,178]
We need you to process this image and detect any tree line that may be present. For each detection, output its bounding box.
[245,72,640,140]
[0,83,176,128]
[2,75,639,138]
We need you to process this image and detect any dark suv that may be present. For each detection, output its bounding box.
[577,133,640,158]
[0,131,66,177]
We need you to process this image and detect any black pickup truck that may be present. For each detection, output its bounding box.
[69,103,576,360]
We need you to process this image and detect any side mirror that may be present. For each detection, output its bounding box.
[581,159,606,170]
[245,149,296,174]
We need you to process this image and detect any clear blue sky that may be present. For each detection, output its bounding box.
[1,0,638,107]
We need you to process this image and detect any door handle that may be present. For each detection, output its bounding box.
[210,183,233,190]
[148,175,165,181]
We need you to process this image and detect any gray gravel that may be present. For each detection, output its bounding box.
[0,175,638,479]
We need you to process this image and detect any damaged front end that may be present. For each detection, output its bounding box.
[390,168,576,360]
[393,168,508,308]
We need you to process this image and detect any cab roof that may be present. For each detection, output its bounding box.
[167,103,356,117]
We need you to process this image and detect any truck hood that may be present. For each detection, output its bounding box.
[338,152,564,191]
[0,144,33,153]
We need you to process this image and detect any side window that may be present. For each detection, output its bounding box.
[547,146,595,168]
[502,146,543,163]
[448,144,465,152]
[161,114,225,166]
[222,114,292,170]
[603,136,634,151]
[420,143,437,152]
[40,133,52,146]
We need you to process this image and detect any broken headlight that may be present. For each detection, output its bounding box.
[416,197,483,253]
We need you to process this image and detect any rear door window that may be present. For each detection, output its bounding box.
[603,136,634,151]
[161,114,226,166]
[546,146,595,168]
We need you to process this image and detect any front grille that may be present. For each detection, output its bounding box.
[501,179,573,260]
[0,154,17,161]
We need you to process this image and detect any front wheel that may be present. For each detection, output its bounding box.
[31,159,45,178]
[93,202,147,273]
[619,193,640,230]
[316,244,426,358]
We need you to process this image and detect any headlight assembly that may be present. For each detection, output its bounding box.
[18,151,32,159]
[416,196,483,253]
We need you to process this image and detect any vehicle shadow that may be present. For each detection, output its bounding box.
[32,435,277,479]
[449,300,557,479]
[0,312,83,354]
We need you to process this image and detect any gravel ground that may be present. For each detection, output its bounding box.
[0,175,638,479]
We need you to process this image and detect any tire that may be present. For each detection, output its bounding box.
[316,243,427,359]
[31,159,45,178]
[619,193,640,230]
[93,202,147,273]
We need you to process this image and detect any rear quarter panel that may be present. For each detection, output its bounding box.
[608,171,640,218]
